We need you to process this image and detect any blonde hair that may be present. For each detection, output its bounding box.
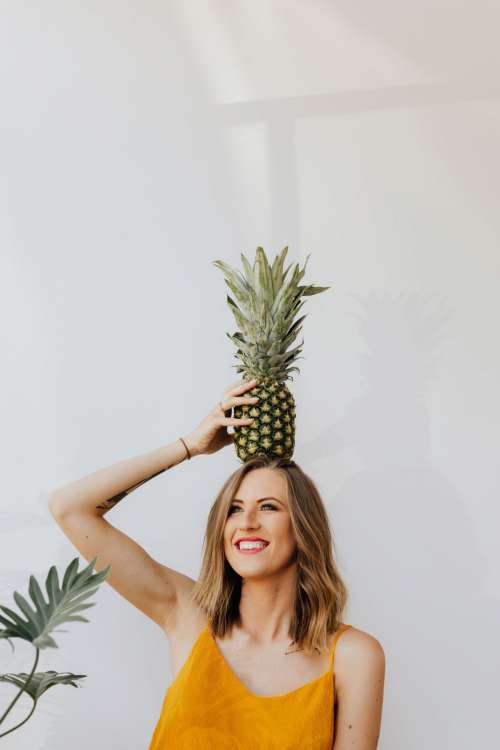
[190,455,349,655]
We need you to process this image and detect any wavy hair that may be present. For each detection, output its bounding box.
[190,455,349,655]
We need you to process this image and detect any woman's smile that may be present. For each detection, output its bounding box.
[236,541,270,554]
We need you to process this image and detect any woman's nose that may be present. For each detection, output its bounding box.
[239,512,260,527]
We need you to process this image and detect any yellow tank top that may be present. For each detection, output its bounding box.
[148,622,352,749]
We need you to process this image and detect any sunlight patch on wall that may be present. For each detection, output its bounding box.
[172,0,424,104]
[173,2,254,103]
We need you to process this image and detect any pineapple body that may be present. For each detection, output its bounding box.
[232,379,296,462]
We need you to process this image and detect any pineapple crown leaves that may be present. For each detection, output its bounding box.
[212,246,330,381]
[0,671,86,703]
[0,556,110,651]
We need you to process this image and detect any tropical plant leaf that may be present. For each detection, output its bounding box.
[0,557,110,650]
[0,671,86,702]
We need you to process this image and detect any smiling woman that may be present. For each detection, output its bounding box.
[148,455,385,749]
[48,374,384,749]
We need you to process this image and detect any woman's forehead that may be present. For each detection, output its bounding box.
[235,468,288,503]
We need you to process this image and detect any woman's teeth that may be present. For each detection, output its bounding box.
[237,541,269,552]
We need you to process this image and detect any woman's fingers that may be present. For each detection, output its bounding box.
[224,378,257,399]
[226,377,256,390]
[220,394,259,412]
[222,416,255,426]
[217,379,259,424]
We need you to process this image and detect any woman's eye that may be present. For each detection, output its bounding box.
[228,503,276,513]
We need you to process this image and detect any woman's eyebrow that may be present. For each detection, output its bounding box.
[232,496,285,507]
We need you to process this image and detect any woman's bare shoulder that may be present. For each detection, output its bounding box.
[334,625,385,691]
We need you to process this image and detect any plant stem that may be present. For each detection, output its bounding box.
[0,699,37,737]
[0,647,39,727]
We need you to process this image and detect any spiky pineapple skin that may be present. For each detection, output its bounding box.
[232,379,296,462]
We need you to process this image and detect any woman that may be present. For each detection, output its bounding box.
[48,377,385,749]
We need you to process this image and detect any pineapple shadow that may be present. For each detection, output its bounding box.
[301,291,499,748]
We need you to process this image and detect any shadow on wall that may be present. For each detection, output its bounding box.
[301,290,499,748]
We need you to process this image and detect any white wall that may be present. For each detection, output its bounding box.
[1,2,499,748]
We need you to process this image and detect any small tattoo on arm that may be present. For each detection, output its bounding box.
[96,492,128,511]
[95,466,170,511]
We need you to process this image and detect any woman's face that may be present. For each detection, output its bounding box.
[223,467,297,578]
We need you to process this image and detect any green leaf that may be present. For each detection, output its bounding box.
[270,262,299,318]
[271,247,288,290]
[62,558,79,591]
[283,339,304,362]
[226,297,255,334]
[223,278,251,312]
[285,314,307,340]
[240,252,254,286]
[0,671,86,702]
[0,557,110,650]
[0,606,33,639]
[214,258,258,321]
[212,261,250,294]
[301,284,331,296]
[255,247,274,300]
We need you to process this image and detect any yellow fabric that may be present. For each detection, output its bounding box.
[148,622,352,749]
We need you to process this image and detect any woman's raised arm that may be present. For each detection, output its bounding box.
[47,378,258,632]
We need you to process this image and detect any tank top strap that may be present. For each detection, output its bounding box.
[328,623,352,672]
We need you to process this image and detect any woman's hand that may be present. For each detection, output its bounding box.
[183,378,259,457]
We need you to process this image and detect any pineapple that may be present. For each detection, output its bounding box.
[212,246,330,462]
